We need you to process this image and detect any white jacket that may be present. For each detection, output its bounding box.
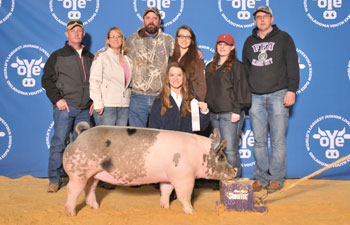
[90,47,133,109]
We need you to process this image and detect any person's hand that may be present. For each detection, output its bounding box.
[95,108,104,115]
[56,99,70,112]
[89,103,95,116]
[284,91,296,107]
[197,101,208,113]
[231,113,240,123]
[93,50,103,61]
[197,49,203,59]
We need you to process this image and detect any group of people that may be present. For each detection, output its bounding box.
[42,5,299,195]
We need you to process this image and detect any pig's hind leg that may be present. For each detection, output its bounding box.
[65,178,87,216]
[85,176,99,209]
[159,182,174,208]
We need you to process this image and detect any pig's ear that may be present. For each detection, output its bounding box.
[209,128,221,144]
[214,140,227,155]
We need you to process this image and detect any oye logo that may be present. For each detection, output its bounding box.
[46,121,55,149]
[218,0,269,28]
[296,48,312,95]
[347,59,350,81]
[49,0,100,26]
[304,0,350,28]
[198,45,215,66]
[133,0,184,27]
[306,115,350,167]
[0,117,12,160]
[0,0,15,24]
[3,44,48,96]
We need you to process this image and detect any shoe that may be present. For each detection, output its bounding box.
[252,180,263,192]
[267,181,283,193]
[47,183,59,193]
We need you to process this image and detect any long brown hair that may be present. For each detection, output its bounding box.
[105,27,127,54]
[160,62,195,117]
[206,43,237,73]
[170,25,201,79]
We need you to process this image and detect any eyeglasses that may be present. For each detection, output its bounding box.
[177,35,192,40]
[109,35,122,39]
[255,14,271,21]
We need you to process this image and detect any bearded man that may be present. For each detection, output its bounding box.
[126,7,174,127]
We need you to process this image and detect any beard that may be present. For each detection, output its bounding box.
[145,23,159,34]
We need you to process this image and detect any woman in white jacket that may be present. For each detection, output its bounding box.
[90,27,133,126]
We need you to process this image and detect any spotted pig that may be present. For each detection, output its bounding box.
[63,122,237,216]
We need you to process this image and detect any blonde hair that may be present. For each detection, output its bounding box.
[105,27,126,54]
[160,62,195,117]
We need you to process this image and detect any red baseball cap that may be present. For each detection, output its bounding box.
[216,33,234,45]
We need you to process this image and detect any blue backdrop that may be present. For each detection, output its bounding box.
[1,0,349,180]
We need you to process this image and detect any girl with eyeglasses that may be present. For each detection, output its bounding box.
[169,25,207,101]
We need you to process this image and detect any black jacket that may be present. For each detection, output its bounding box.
[42,42,94,109]
[242,25,299,94]
[205,60,251,114]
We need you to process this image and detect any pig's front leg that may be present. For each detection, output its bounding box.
[85,177,99,209]
[159,182,174,208]
[173,178,196,214]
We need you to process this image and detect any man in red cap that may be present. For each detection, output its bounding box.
[242,5,299,193]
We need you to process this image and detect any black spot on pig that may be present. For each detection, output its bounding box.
[172,153,181,167]
[127,128,137,136]
[101,158,113,171]
[105,140,111,147]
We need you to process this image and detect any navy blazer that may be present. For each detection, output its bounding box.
[149,95,209,133]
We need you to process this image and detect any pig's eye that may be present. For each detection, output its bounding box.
[218,154,225,162]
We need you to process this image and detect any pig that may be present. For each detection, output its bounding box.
[63,122,237,216]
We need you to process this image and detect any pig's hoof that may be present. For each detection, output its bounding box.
[183,206,196,214]
[87,201,99,209]
[160,199,170,208]
[65,206,76,216]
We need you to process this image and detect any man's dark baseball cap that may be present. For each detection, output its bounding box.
[143,7,161,19]
[253,5,273,16]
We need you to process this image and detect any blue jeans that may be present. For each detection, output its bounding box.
[93,107,129,126]
[249,89,289,187]
[128,92,155,127]
[48,104,91,184]
[210,111,245,177]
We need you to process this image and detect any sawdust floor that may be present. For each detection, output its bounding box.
[0,176,349,225]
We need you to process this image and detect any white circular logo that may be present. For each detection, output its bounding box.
[0,0,15,24]
[305,115,350,167]
[49,0,100,26]
[304,0,350,28]
[218,0,269,28]
[347,60,350,81]
[0,117,12,160]
[198,45,215,66]
[296,48,312,95]
[3,44,49,96]
[133,0,184,27]
[46,121,55,149]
